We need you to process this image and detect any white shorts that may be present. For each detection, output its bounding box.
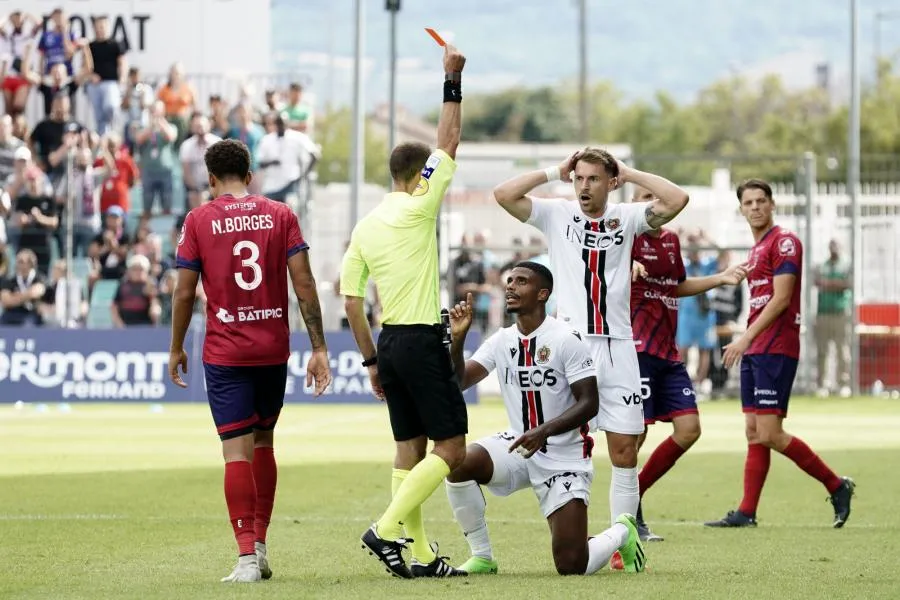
[474,432,593,518]
[585,337,644,435]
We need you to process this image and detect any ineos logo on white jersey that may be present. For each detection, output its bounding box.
[565,226,625,250]
[503,368,558,388]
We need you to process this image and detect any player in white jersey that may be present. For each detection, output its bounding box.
[493,148,690,525]
[444,262,645,575]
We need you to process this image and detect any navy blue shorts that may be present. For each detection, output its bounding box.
[740,354,798,418]
[203,362,288,440]
[638,353,699,425]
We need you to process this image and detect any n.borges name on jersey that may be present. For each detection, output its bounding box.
[211,214,275,235]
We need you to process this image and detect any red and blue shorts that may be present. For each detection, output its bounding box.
[203,362,288,440]
[637,353,699,425]
[740,354,798,418]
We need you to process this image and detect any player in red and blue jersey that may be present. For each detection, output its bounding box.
[627,186,747,543]
[168,139,332,583]
[705,178,855,529]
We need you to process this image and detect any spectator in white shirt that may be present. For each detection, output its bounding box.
[255,111,318,203]
[178,112,221,210]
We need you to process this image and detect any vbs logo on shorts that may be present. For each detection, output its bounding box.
[536,345,551,364]
[779,237,796,256]
[0,337,169,400]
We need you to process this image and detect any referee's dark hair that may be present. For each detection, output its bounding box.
[516,261,554,297]
[205,139,251,182]
[390,142,431,184]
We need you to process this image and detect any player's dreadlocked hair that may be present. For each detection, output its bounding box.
[389,142,431,183]
[205,139,251,182]
[516,261,554,298]
[575,147,619,178]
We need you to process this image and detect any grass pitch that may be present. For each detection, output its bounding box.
[2,397,900,599]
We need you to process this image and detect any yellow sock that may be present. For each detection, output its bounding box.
[376,454,450,543]
[391,469,436,564]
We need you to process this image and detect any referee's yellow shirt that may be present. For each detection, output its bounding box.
[340,150,456,326]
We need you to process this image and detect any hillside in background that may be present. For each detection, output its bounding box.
[271,0,898,113]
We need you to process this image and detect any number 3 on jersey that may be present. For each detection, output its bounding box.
[233,241,262,291]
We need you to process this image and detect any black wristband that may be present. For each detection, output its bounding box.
[443,80,462,103]
[361,355,377,367]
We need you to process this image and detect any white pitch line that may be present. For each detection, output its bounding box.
[0,513,881,529]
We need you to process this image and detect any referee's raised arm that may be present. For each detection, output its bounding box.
[341,43,472,579]
[436,44,465,159]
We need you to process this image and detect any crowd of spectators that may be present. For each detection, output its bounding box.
[0,8,319,329]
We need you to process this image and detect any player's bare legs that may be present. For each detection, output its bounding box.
[395,436,428,469]
[446,445,644,575]
[706,413,854,528]
[220,433,262,583]
[605,431,640,524]
[547,500,644,575]
[635,413,701,541]
[252,429,276,580]
[696,349,711,390]
[445,444,498,574]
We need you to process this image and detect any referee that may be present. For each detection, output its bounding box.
[341,43,467,579]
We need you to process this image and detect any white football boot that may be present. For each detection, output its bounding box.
[220,554,262,583]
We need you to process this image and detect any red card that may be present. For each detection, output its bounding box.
[425,27,446,47]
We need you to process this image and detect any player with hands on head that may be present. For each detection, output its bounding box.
[342,41,468,579]
[493,147,689,530]
[444,262,646,576]
[625,185,748,543]
[168,138,332,583]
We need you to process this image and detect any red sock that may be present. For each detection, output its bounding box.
[638,436,687,496]
[738,444,771,516]
[253,447,278,544]
[780,437,843,493]
[224,460,257,556]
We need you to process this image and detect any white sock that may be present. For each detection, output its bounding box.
[445,480,493,560]
[609,466,640,524]
[585,523,629,574]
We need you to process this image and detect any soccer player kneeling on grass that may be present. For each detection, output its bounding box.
[444,262,646,575]
[705,179,855,529]
[168,139,333,582]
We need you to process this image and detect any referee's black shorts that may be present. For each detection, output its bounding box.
[377,324,468,442]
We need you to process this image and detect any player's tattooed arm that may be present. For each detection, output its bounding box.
[288,252,327,351]
[299,292,327,351]
[618,162,690,229]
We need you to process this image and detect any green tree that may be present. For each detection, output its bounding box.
[418,63,900,184]
[316,108,390,184]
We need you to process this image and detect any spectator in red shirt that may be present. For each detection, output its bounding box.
[94,132,138,214]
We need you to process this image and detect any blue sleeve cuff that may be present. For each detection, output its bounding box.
[287,242,310,258]
[774,262,799,276]
[176,257,202,271]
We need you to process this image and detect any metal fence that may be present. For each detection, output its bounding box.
[434,151,900,397]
